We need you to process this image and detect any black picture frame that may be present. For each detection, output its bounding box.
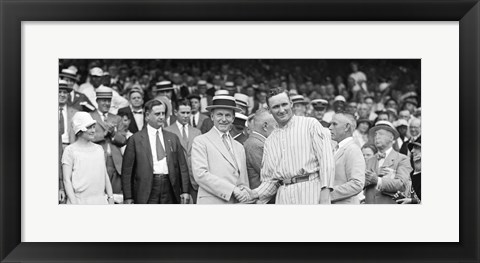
[1,0,478,262]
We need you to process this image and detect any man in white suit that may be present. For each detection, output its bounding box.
[329,113,365,204]
[165,100,202,203]
[191,95,250,204]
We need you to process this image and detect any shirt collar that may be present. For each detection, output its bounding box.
[176,121,188,130]
[338,137,353,149]
[98,110,107,117]
[380,147,393,157]
[279,114,296,130]
[147,123,162,135]
[213,125,230,139]
[252,131,266,140]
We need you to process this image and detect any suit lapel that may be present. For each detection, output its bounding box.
[92,111,109,131]
[127,108,139,132]
[205,129,237,169]
[382,150,398,168]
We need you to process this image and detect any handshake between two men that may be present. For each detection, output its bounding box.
[233,186,258,204]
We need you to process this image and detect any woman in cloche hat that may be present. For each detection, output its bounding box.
[61,112,114,205]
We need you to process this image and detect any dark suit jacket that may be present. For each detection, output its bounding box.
[121,127,190,204]
[68,90,95,112]
[199,116,214,134]
[118,106,141,133]
[90,111,127,174]
[364,149,412,204]
[243,132,265,189]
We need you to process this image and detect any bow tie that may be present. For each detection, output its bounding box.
[133,110,143,114]
[377,152,387,160]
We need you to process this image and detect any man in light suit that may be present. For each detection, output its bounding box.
[329,113,365,204]
[364,121,412,204]
[90,86,127,196]
[122,99,191,204]
[165,100,202,203]
[191,95,250,204]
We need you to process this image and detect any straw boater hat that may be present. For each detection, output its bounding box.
[59,68,78,81]
[89,67,104,77]
[59,79,72,92]
[290,95,308,105]
[197,80,207,87]
[234,93,249,108]
[215,90,230,96]
[311,99,328,110]
[95,85,113,99]
[206,95,242,112]
[333,95,346,104]
[393,119,408,128]
[224,81,235,89]
[369,120,399,139]
[153,81,174,93]
[72,112,97,135]
[233,112,248,127]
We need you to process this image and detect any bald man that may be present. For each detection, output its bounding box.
[329,113,365,204]
[243,109,277,189]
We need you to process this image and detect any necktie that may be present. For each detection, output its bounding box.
[156,130,166,161]
[377,152,387,160]
[222,133,238,170]
[59,107,65,135]
[192,115,196,127]
[182,124,188,142]
[103,113,108,122]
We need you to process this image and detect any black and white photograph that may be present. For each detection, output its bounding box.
[58,59,421,205]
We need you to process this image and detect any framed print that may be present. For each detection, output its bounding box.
[1,0,479,262]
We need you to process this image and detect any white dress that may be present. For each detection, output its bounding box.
[62,142,108,205]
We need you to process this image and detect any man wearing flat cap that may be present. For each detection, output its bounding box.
[90,86,127,197]
[364,121,412,204]
[191,95,250,204]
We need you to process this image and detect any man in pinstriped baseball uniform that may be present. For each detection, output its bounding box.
[241,88,335,204]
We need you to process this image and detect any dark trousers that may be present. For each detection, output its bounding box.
[147,175,176,204]
[106,155,122,194]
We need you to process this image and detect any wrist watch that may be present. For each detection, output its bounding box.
[107,195,114,200]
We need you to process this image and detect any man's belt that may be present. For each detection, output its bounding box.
[279,174,316,186]
[153,173,168,178]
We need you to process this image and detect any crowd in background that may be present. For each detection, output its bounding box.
[58,59,421,205]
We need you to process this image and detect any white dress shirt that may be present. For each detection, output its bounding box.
[60,105,69,144]
[376,147,393,189]
[191,112,200,127]
[130,105,144,131]
[147,124,169,174]
[176,121,189,139]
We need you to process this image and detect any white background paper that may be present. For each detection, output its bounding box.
[22,22,459,242]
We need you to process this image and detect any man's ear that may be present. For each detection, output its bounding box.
[262,121,268,132]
